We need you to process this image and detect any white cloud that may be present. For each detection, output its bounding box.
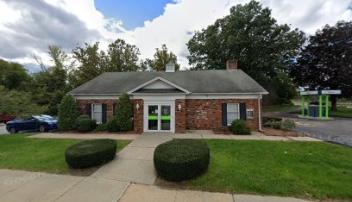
[0,0,351,71]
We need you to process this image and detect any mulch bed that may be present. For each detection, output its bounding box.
[262,127,305,137]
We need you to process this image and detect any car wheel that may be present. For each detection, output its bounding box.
[39,125,46,132]
[9,128,17,134]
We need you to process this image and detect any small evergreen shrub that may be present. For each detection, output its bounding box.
[154,139,210,182]
[76,115,96,132]
[65,139,117,169]
[116,93,133,131]
[107,117,120,132]
[229,120,250,135]
[95,123,108,132]
[264,120,282,129]
[262,116,282,124]
[280,119,296,130]
[58,95,79,131]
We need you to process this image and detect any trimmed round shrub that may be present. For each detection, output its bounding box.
[76,115,97,132]
[65,139,117,169]
[154,139,210,182]
[229,119,250,135]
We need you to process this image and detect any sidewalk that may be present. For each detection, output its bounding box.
[30,131,322,142]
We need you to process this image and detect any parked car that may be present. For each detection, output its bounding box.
[6,115,58,134]
[0,114,15,123]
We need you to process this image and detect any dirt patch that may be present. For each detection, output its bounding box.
[262,127,305,137]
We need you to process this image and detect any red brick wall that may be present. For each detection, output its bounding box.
[77,99,117,121]
[132,99,144,133]
[184,99,259,132]
[77,98,260,134]
[175,99,186,133]
[77,99,143,133]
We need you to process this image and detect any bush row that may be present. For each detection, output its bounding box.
[263,117,296,130]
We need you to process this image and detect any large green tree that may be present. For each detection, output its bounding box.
[147,44,180,71]
[31,45,70,115]
[70,39,142,87]
[290,21,352,110]
[0,59,31,91]
[187,1,304,103]
[105,39,141,72]
[0,85,46,117]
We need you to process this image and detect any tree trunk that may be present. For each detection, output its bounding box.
[330,95,337,111]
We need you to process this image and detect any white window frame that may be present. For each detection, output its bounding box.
[246,109,254,119]
[227,103,240,126]
[91,104,103,124]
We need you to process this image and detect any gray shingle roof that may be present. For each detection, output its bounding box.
[70,69,268,95]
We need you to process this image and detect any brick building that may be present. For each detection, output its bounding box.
[70,61,268,134]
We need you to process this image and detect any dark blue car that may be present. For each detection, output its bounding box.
[6,115,58,134]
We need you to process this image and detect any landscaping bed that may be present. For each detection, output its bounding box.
[262,127,305,137]
[157,140,352,200]
[0,134,130,175]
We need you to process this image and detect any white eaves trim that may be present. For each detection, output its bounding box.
[73,94,262,100]
[127,77,191,94]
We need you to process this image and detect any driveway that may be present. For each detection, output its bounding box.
[294,118,352,147]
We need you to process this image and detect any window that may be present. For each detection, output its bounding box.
[227,103,239,125]
[246,109,254,119]
[92,104,102,124]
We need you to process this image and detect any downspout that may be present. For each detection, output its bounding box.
[258,95,263,131]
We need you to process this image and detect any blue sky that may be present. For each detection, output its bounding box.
[95,0,174,29]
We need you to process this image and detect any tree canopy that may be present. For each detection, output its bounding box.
[290,21,352,109]
[147,44,180,71]
[187,0,304,82]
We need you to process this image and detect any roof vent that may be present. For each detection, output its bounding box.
[165,61,175,72]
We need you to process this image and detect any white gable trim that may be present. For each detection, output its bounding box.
[127,77,191,94]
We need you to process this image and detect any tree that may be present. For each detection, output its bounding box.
[116,93,133,131]
[290,21,352,110]
[0,59,31,90]
[0,85,46,117]
[31,45,69,115]
[186,1,304,103]
[70,39,143,87]
[70,42,105,87]
[58,95,79,131]
[105,39,141,72]
[148,44,180,71]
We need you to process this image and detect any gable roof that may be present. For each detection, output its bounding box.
[69,69,268,95]
[127,77,191,94]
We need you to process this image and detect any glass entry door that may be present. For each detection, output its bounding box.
[146,104,172,132]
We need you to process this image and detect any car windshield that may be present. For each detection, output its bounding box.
[40,115,56,121]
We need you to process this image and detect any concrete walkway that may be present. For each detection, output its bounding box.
[0,134,316,201]
[30,131,321,142]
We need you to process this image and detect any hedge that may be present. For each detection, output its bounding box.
[76,115,97,132]
[154,139,210,181]
[229,119,250,135]
[65,139,116,169]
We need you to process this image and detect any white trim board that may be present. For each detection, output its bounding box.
[127,77,191,94]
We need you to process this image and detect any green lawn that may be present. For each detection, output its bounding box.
[332,107,352,118]
[0,134,131,174]
[184,140,352,200]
